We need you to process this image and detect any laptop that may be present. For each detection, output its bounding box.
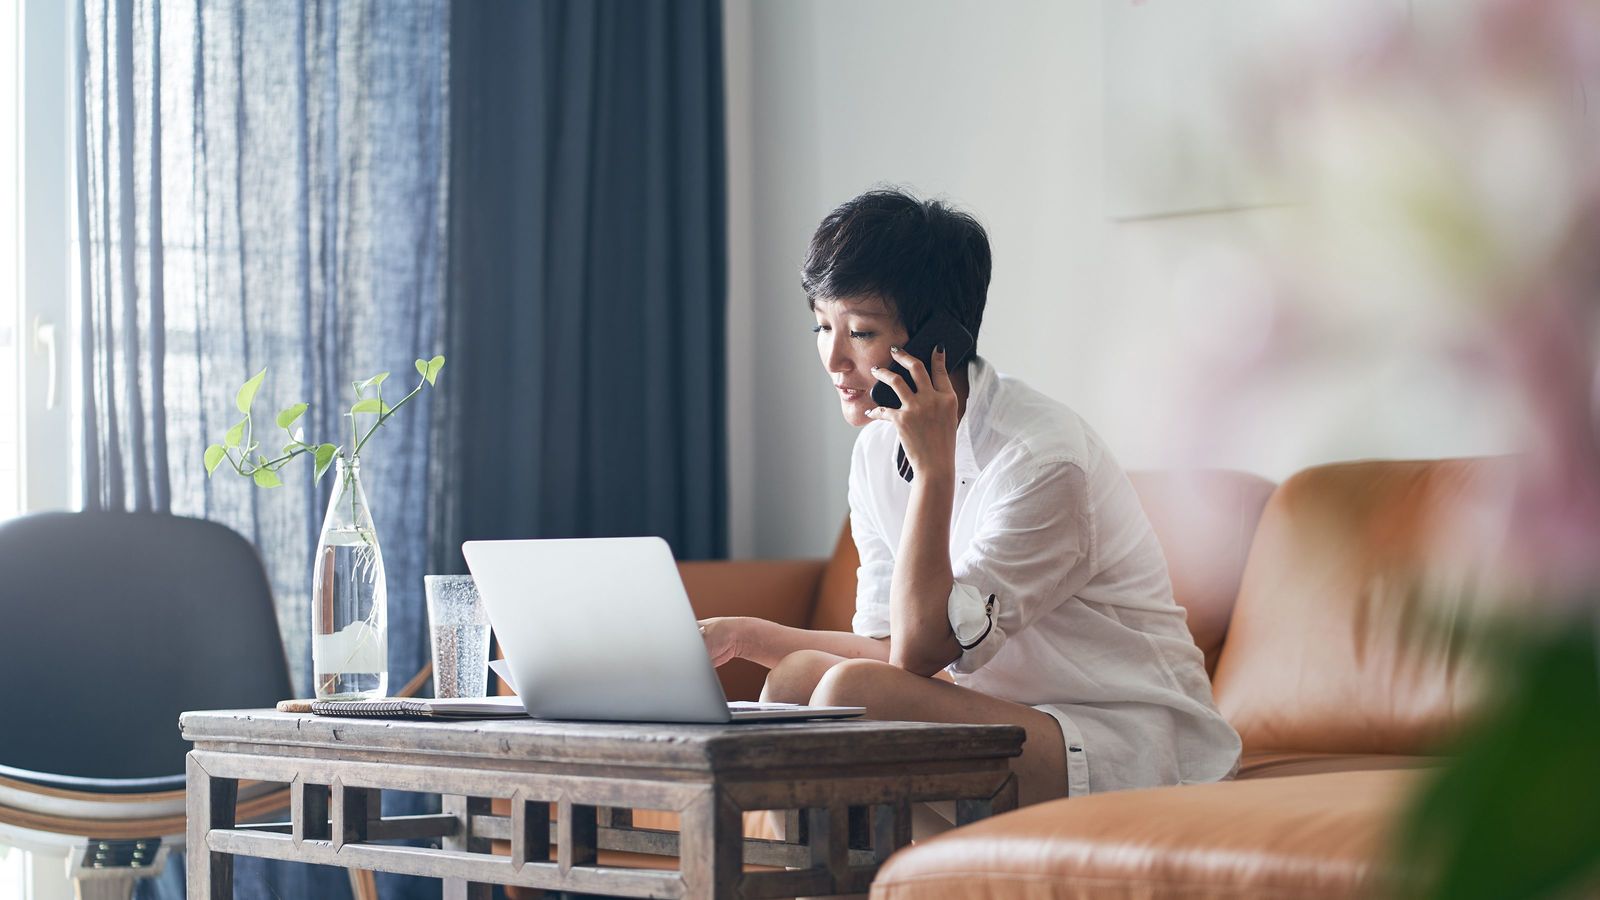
[461,536,865,724]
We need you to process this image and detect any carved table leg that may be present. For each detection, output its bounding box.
[185,753,238,900]
[680,786,742,900]
[442,795,491,900]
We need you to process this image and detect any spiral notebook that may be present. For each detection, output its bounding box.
[310,695,529,719]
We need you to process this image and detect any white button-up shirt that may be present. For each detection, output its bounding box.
[848,357,1241,795]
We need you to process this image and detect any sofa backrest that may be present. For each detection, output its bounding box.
[1126,470,1276,675]
[807,469,1276,678]
[809,522,863,634]
[1210,457,1509,755]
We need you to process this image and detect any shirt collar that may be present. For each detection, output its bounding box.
[954,356,997,483]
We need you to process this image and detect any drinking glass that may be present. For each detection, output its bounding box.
[423,575,491,698]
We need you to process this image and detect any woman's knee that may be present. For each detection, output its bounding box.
[761,649,845,703]
[809,658,901,710]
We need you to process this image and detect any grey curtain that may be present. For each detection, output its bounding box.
[76,1,448,898]
[441,0,728,562]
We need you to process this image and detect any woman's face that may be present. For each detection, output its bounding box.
[812,295,909,427]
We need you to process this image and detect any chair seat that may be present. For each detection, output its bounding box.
[0,762,184,794]
[871,769,1426,900]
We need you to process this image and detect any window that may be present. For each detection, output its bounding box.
[1,0,19,519]
[8,0,75,521]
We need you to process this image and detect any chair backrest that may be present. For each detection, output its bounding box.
[807,469,1276,678]
[1210,458,1510,755]
[0,511,292,783]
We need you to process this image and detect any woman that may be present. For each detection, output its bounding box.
[700,189,1240,809]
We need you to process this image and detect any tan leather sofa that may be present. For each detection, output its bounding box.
[869,458,1496,899]
[509,457,1494,897]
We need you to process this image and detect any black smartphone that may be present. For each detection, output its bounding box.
[870,313,976,409]
[869,313,976,483]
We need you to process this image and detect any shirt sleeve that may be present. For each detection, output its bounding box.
[848,433,895,638]
[947,459,1095,675]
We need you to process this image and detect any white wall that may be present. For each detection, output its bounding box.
[724,0,1521,560]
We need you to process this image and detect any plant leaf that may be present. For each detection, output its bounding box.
[314,444,339,481]
[224,419,246,448]
[1393,626,1600,899]
[415,359,428,378]
[253,467,283,488]
[354,372,390,397]
[425,355,445,385]
[275,401,309,429]
[236,368,267,413]
[281,441,305,455]
[350,398,383,415]
[204,444,228,476]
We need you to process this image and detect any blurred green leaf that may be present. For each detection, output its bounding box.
[235,369,267,413]
[425,355,445,386]
[1395,623,1600,899]
[224,419,246,448]
[351,398,383,415]
[314,444,339,481]
[252,467,283,488]
[415,359,428,379]
[281,441,305,455]
[275,402,308,429]
[204,444,227,476]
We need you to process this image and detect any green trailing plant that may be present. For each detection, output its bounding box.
[203,355,445,485]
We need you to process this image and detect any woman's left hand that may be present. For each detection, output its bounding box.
[867,345,959,481]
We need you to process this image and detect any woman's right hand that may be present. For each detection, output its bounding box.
[698,616,748,667]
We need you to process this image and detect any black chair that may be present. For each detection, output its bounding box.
[0,510,294,899]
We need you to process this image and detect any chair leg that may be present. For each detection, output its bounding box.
[73,873,137,900]
[348,867,380,900]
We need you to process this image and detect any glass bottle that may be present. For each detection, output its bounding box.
[311,457,389,700]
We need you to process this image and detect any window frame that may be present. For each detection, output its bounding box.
[18,0,75,514]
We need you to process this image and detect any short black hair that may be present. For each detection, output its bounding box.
[802,188,992,351]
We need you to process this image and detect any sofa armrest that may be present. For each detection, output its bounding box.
[677,559,827,701]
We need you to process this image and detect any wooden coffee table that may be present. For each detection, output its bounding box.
[180,710,1024,899]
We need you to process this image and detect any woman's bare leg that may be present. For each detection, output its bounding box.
[809,659,1068,807]
[760,649,848,704]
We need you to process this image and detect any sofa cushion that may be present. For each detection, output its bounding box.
[1210,458,1512,756]
[870,768,1423,900]
[1236,750,1439,780]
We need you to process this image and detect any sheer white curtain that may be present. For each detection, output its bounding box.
[76,2,448,897]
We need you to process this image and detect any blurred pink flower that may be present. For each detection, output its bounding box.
[1173,0,1600,610]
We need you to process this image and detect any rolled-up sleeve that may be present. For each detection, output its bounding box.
[848,439,895,638]
[947,459,1094,674]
